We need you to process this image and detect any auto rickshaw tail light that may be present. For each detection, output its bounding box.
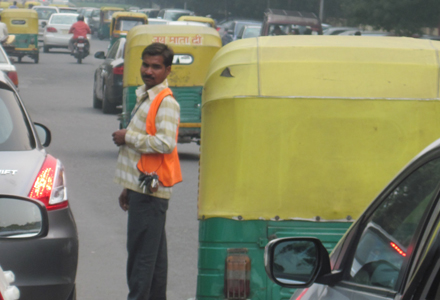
[113,65,124,75]
[224,248,250,299]
[28,155,69,211]
[6,71,18,87]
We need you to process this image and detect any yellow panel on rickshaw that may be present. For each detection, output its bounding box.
[199,36,440,221]
[110,11,148,37]
[123,25,222,88]
[1,9,38,34]
[177,16,216,27]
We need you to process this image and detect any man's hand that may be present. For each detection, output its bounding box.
[112,129,127,146]
[119,189,129,211]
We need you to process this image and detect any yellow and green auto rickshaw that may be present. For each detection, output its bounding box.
[97,6,125,40]
[2,9,39,63]
[197,36,440,300]
[24,1,41,8]
[177,15,216,28]
[121,25,222,143]
[109,11,147,48]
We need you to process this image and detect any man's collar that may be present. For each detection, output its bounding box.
[136,79,169,101]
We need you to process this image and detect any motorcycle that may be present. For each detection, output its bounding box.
[73,36,89,64]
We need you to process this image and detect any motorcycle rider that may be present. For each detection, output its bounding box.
[68,15,91,56]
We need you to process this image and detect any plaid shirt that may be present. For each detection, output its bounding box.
[114,80,180,199]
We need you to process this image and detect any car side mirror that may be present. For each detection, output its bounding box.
[264,237,333,288]
[94,51,106,59]
[41,21,47,27]
[34,123,51,147]
[0,195,48,239]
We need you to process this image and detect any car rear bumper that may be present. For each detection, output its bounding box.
[0,206,78,300]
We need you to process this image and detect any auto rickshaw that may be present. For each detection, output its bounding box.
[97,6,125,40]
[196,36,440,300]
[109,11,147,48]
[2,9,39,63]
[121,25,222,143]
[177,15,216,28]
[24,1,41,8]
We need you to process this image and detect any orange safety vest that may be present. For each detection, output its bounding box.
[137,88,182,187]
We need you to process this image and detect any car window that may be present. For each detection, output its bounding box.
[116,39,125,59]
[50,15,78,25]
[92,10,99,17]
[348,159,440,291]
[0,90,34,151]
[107,40,120,59]
[35,8,56,20]
[243,27,261,39]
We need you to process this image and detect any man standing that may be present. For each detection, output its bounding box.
[112,43,182,300]
[0,16,9,44]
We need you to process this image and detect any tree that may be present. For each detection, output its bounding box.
[340,0,440,36]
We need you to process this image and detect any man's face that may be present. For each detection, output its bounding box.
[140,55,171,90]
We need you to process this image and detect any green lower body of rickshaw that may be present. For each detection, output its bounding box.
[121,86,202,142]
[197,218,353,300]
[5,34,39,63]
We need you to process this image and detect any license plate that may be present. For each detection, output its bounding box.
[77,43,84,48]
[61,29,69,34]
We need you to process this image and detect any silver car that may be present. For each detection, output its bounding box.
[0,71,78,300]
[265,137,440,300]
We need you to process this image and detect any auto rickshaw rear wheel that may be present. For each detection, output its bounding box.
[34,53,39,63]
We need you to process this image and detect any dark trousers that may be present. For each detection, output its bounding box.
[126,190,169,300]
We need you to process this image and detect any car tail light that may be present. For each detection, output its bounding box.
[224,249,250,299]
[28,155,68,211]
[6,71,18,87]
[113,65,124,75]
[46,27,57,33]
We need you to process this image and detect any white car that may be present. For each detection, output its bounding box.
[32,6,59,41]
[43,13,90,53]
[0,266,19,300]
[0,45,18,87]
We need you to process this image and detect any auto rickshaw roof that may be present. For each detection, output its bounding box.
[100,7,125,11]
[112,11,148,19]
[1,8,38,18]
[204,35,440,104]
[126,24,221,48]
[177,16,215,26]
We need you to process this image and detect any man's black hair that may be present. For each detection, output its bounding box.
[77,15,84,21]
[142,43,174,67]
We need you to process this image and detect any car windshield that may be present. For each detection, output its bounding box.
[243,27,261,38]
[165,11,190,21]
[0,89,34,151]
[116,19,144,31]
[35,8,57,20]
[50,14,78,25]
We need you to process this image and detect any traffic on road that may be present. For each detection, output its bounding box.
[0,2,440,300]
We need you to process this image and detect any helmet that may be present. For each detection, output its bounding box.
[77,15,84,21]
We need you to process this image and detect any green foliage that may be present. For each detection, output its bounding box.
[340,0,440,36]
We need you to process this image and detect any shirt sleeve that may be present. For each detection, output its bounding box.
[125,95,180,154]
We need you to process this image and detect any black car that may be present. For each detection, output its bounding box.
[93,38,125,114]
[265,137,440,300]
[0,71,78,300]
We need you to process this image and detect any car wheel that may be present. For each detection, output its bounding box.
[102,83,117,114]
[43,45,49,53]
[93,78,102,109]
